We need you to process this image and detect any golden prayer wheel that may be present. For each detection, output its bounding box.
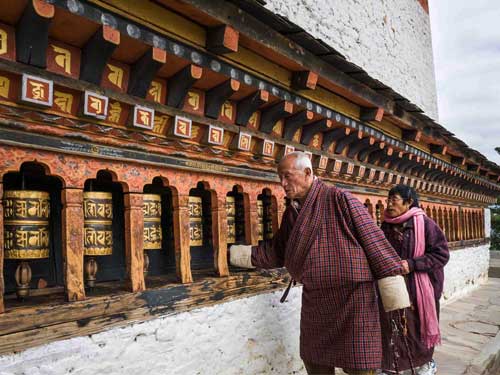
[189,196,203,246]
[263,200,273,240]
[235,198,245,241]
[226,196,236,244]
[257,199,264,241]
[143,194,162,276]
[83,191,113,287]
[3,190,50,299]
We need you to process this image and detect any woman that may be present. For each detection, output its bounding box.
[380,185,449,375]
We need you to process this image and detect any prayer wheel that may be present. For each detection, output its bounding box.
[235,197,245,241]
[83,191,113,287]
[376,205,382,227]
[189,196,203,246]
[257,199,264,241]
[3,190,50,299]
[263,199,273,240]
[143,194,162,275]
[226,196,236,244]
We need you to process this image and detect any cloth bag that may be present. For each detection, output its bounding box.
[378,275,411,312]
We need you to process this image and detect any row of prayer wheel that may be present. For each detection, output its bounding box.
[3,190,273,298]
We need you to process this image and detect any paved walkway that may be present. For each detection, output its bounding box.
[434,277,500,375]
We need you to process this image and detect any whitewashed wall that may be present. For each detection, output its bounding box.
[263,0,439,119]
[442,244,490,303]
[0,245,488,374]
[484,208,491,238]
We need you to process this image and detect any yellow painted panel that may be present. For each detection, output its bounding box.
[225,46,291,86]
[89,0,206,47]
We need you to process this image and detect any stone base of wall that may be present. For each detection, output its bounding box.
[0,289,304,375]
[0,245,489,374]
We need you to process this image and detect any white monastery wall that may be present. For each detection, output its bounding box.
[263,0,439,119]
[0,244,489,375]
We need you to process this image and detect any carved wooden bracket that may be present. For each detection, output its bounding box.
[128,47,166,98]
[259,101,293,133]
[283,110,314,140]
[291,71,318,90]
[235,90,269,126]
[205,79,240,119]
[167,64,203,108]
[16,0,55,68]
[80,26,120,84]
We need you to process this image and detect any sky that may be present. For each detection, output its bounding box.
[429,0,500,165]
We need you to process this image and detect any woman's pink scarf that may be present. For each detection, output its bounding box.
[384,207,441,349]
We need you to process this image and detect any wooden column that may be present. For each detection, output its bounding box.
[0,183,4,313]
[123,193,145,292]
[212,195,229,277]
[61,188,86,302]
[173,194,193,283]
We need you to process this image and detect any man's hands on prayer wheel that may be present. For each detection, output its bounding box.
[229,245,255,269]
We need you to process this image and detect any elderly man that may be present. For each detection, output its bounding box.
[230,152,406,375]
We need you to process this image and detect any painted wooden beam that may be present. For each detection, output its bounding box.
[347,136,374,159]
[259,101,293,133]
[291,71,318,90]
[235,90,269,126]
[334,132,362,154]
[80,26,120,85]
[300,119,333,145]
[451,156,465,165]
[128,47,167,98]
[402,129,422,142]
[206,25,239,54]
[357,142,384,163]
[16,0,54,68]
[205,79,240,119]
[166,64,203,108]
[466,163,480,172]
[283,110,314,140]
[321,127,348,151]
[429,144,447,155]
[360,107,384,122]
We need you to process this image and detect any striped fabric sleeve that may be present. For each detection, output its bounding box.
[341,191,404,278]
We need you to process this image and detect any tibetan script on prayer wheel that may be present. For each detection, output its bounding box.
[257,200,264,241]
[143,194,162,250]
[226,196,236,244]
[263,199,273,240]
[83,192,113,256]
[189,196,203,246]
[3,190,50,259]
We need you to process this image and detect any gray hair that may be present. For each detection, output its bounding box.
[283,151,313,171]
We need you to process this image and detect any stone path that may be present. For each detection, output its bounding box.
[435,277,500,375]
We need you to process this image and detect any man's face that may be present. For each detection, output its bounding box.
[278,156,313,200]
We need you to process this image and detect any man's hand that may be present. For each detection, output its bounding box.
[401,260,410,275]
[229,245,255,269]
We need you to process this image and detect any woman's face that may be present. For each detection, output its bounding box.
[385,194,412,218]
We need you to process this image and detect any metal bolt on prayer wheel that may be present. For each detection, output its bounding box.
[226,196,236,245]
[83,191,113,288]
[143,194,162,276]
[188,196,203,246]
[3,190,51,299]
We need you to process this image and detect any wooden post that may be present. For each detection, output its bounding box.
[172,194,193,283]
[61,188,86,302]
[213,195,229,277]
[123,192,145,292]
[0,182,4,313]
